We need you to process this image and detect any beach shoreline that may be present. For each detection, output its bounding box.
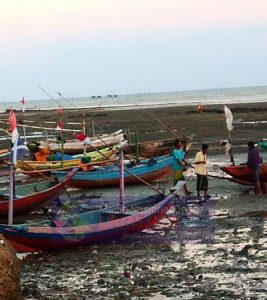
[2,96,267,113]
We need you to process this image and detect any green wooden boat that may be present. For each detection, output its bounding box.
[258,141,267,151]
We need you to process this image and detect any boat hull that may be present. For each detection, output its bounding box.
[0,169,76,217]
[221,163,267,184]
[124,138,175,158]
[258,141,267,151]
[52,156,173,189]
[68,165,171,188]
[0,194,175,252]
[16,159,82,171]
[43,132,124,155]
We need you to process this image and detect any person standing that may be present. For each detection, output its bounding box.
[171,138,192,195]
[247,141,263,195]
[195,144,209,197]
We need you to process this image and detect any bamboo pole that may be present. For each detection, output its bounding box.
[83,114,86,155]
[119,150,125,213]
[8,163,14,225]
[0,121,81,133]
[60,129,64,168]
[144,110,178,138]
[38,84,64,109]
[134,127,140,161]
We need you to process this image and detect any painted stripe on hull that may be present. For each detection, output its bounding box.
[69,166,172,188]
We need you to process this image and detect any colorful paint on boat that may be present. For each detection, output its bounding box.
[0,168,77,217]
[0,193,176,252]
[52,155,173,188]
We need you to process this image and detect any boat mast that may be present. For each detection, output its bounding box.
[83,113,86,155]
[119,150,125,213]
[8,162,14,225]
[134,127,140,162]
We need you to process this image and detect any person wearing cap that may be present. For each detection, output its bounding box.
[195,144,209,197]
[247,141,263,195]
[171,138,192,195]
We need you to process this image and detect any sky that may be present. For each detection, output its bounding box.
[1,0,267,101]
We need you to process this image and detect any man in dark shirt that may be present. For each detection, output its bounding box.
[247,141,263,195]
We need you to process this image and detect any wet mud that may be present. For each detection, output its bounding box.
[16,154,267,299]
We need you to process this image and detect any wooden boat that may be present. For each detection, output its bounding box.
[123,136,193,158]
[41,130,125,155]
[221,164,267,185]
[0,193,176,252]
[35,146,119,163]
[16,159,83,172]
[52,155,173,189]
[123,137,176,158]
[0,168,77,217]
[0,149,10,162]
[73,146,119,161]
[258,141,267,151]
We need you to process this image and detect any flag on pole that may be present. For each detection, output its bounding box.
[20,97,26,112]
[9,110,19,144]
[56,121,64,131]
[55,108,63,130]
[224,105,234,132]
[73,132,91,144]
[9,110,29,164]
[11,138,29,165]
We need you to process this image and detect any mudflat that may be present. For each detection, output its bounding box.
[1,101,267,154]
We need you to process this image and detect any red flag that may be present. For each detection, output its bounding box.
[73,132,91,144]
[9,110,17,132]
[56,121,64,131]
[9,110,19,144]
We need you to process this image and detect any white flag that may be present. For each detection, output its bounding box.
[224,105,233,132]
[21,97,26,113]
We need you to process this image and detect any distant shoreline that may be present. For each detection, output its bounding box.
[1,85,267,113]
[2,97,267,114]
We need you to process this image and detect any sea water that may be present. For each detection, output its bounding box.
[2,85,267,111]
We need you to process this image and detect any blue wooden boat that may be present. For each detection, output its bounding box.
[0,193,176,252]
[51,155,173,188]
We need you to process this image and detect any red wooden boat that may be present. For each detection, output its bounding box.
[221,163,267,185]
[0,193,176,252]
[0,168,77,217]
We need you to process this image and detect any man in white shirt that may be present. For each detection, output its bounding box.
[195,144,209,197]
